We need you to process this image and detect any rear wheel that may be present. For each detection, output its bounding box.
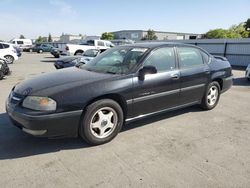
[4,55,14,64]
[79,99,124,145]
[38,49,43,53]
[29,48,33,52]
[200,81,220,110]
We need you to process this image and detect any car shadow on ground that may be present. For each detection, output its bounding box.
[233,77,250,86]
[40,59,57,63]
[0,106,200,160]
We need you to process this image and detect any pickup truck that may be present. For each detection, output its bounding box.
[65,40,114,56]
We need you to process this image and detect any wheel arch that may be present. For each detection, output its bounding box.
[212,78,223,91]
[83,93,128,119]
[74,50,84,55]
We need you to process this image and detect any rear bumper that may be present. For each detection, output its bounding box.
[221,75,233,93]
[6,101,82,138]
[246,69,250,78]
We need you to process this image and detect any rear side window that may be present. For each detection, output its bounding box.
[97,41,105,46]
[0,44,3,49]
[178,47,203,68]
[200,50,210,64]
[144,47,176,72]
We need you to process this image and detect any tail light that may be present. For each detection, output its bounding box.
[65,46,69,51]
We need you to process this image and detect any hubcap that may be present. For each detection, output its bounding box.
[5,57,12,63]
[90,107,118,139]
[207,86,218,106]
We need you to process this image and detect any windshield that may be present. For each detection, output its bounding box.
[83,49,99,57]
[81,47,148,74]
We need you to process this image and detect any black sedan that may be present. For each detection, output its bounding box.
[6,43,233,145]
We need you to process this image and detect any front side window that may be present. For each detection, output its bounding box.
[178,47,204,68]
[17,41,24,44]
[82,47,148,74]
[143,47,176,72]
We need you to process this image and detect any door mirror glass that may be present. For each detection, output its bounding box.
[138,65,157,80]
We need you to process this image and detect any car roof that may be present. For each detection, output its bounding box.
[123,42,196,49]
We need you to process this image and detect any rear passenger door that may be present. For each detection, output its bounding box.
[177,47,210,104]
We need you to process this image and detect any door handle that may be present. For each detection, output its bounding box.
[204,69,210,74]
[171,73,180,80]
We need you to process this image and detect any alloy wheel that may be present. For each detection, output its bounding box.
[207,86,218,106]
[90,107,118,139]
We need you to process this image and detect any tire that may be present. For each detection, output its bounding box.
[29,49,33,52]
[247,77,250,81]
[4,55,14,64]
[0,71,4,80]
[200,81,221,110]
[79,99,124,145]
[39,49,43,53]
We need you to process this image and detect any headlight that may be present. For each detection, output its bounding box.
[22,96,57,111]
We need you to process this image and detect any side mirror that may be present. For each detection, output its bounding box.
[138,65,157,80]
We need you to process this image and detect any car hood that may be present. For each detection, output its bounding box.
[14,67,116,96]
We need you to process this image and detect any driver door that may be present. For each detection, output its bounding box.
[132,47,181,117]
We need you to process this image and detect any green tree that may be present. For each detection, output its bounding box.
[141,29,158,40]
[229,23,249,38]
[244,18,250,31]
[101,32,114,40]
[204,28,241,39]
[36,36,46,43]
[48,33,52,42]
[19,34,25,39]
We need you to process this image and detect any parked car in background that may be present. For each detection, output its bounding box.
[54,49,105,69]
[33,44,54,53]
[14,46,22,57]
[0,58,11,80]
[11,38,33,51]
[0,42,18,64]
[65,40,114,56]
[6,42,233,145]
[246,64,250,81]
[50,47,65,58]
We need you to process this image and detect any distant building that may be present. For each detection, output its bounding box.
[60,34,83,43]
[51,37,60,42]
[111,30,202,41]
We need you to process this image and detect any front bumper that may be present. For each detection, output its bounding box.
[6,99,82,138]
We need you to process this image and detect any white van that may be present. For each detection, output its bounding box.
[11,39,33,51]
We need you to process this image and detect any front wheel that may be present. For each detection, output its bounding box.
[200,81,220,110]
[0,71,4,80]
[79,99,124,145]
